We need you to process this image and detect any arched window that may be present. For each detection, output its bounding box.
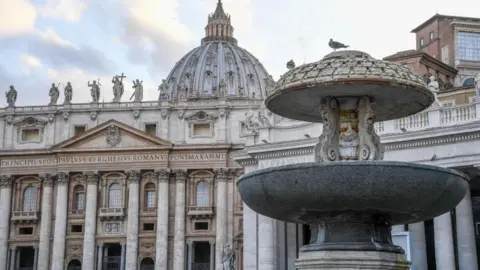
[140,257,154,270]
[108,183,122,208]
[73,185,85,210]
[144,183,156,208]
[67,259,82,270]
[23,186,37,211]
[196,181,209,206]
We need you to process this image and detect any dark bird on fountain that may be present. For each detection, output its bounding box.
[329,39,349,51]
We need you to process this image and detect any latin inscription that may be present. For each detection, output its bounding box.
[0,153,227,168]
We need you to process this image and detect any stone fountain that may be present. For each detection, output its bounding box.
[237,50,470,269]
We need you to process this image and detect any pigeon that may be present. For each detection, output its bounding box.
[286,60,296,70]
[329,39,349,51]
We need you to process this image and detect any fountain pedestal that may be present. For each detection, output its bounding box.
[237,50,469,269]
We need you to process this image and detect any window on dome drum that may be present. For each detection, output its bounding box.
[22,186,37,211]
[456,31,480,61]
[108,183,122,208]
[420,38,424,47]
[193,123,211,137]
[144,123,157,136]
[144,183,156,208]
[73,185,85,211]
[21,129,40,142]
[73,125,87,137]
[196,181,210,206]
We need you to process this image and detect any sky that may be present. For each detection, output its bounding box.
[1,0,479,106]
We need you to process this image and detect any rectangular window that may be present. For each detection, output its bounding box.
[193,123,211,137]
[145,190,155,208]
[74,192,85,211]
[144,123,157,136]
[442,45,450,64]
[74,125,87,136]
[71,225,83,233]
[194,222,209,231]
[21,129,40,142]
[19,227,33,235]
[143,223,155,231]
[456,31,480,61]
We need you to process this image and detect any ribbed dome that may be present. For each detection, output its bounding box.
[160,1,272,101]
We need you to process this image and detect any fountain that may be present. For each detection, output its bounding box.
[237,50,470,269]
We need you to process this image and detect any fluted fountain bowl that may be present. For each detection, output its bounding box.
[238,161,468,225]
[266,50,434,123]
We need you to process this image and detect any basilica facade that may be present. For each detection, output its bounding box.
[0,1,273,270]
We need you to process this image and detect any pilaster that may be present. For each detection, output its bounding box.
[82,171,99,270]
[173,169,187,270]
[0,175,13,270]
[155,169,171,270]
[51,172,70,270]
[37,174,55,270]
[125,170,141,269]
[214,168,228,270]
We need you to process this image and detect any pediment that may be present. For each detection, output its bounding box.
[52,119,172,151]
[12,117,47,127]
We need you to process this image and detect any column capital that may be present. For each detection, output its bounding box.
[186,240,194,245]
[126,170,141,183]
[40,173,55,187]
[57,172,70,186]
[173,169,187,182]
[227,169,237,182]
[0,175,13,188]
[156,168,171,183]
[84,171,99,184]
[97,243,104,248]
[209,240,216,245]
[214,168,228,182]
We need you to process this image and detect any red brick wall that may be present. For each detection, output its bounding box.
[415,18,455,65]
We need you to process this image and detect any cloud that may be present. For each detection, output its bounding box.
[20,54,42,72]
[0,28,113,74]
[120,0,196,75]
[0,0,37,36]
[38,0,89,23]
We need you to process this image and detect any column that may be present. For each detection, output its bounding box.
[434,212,456,270]
[0,175,13,270]
[243,204,257,270]
[456,189,479,270]
[33,246,39,270]
[82,172,99,270]
[120,242,126,270]
[209,241,215,270]
[51,172,69,270]
[125,171,140,269]
[173,169,187,270]
[215,169,228,270]
[155,169,170,270]
[409,222,428,270]
[37,174,54,270]
[258,214,276,270]
[97,244,103,270]
[187,241,194,270]
[8,248,15,270]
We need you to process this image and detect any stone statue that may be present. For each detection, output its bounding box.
[63,82,73,105]
[130,79,143,102]
[221,244,236,270]
[475,73,480,96]
[112,74,126,102]
[219,79,227,97]
[245,106,261,133]
[428,75,441,105]
[264,75,276,96]
[5,85,17,107]
[158,79,170,101]
[87,80,101,103]
[48,83,60,105]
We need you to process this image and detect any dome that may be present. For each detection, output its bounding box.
[158,1,273,102]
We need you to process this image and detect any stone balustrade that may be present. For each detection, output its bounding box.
[375,99,480,135]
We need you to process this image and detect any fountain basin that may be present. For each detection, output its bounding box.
[237,161,469,225]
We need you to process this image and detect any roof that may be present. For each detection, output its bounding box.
[411,14,480,33]
[383,49,458,75]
